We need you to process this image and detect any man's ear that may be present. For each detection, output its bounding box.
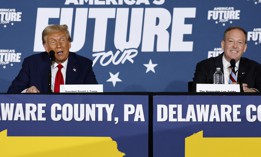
[243,43,247,53]
[43,43,49,52]
[221,40,225,50]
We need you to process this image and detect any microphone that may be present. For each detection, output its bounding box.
[48,50,55,93]
[230,59,236,69]
[49,50,55,62]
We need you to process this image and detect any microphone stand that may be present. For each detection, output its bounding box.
[238,72,246,92]
[48,68,52,93]
[230,59,242,91]
[48,51,55,93]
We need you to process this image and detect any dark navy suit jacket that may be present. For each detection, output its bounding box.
[7,52,98,93]
[192,53,261,92]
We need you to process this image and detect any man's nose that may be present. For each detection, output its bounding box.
[57,42,61,48]
[232,42,238,48]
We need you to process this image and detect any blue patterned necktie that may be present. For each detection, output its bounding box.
[229,66,237,84]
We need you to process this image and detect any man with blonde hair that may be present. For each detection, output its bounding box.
[8,24,98,93]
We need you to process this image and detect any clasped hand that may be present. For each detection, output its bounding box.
[26,86,40,93]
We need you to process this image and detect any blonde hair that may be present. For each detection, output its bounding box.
[42,24,72,44]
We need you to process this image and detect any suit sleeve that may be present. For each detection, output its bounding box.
[84,60,98,84]
[254,64,261,92]
[193,62,209,84]
[7,58,30,93]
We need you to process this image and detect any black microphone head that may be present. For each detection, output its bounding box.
[230,59,236,68]
[49,50,55,61]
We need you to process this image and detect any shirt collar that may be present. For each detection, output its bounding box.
[52,58,68,69]
[222,55,240,70]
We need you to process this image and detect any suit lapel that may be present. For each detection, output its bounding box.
[238,58,247,77]
[40,52,52,93]
[66,53,78,84]
[215,53,224,72]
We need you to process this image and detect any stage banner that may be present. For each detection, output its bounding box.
[1,0,261,93]
[0,94,148,157]
[154,95,261,157]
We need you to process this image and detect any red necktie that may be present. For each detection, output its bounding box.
[54,64,64,93]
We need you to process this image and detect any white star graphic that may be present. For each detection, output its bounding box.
[143,59,158,73]
[107,72,122,87]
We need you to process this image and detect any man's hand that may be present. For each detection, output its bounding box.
[26,86,40,93]
[242,83,259,92]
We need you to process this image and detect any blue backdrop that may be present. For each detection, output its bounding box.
[1,0,261,93]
